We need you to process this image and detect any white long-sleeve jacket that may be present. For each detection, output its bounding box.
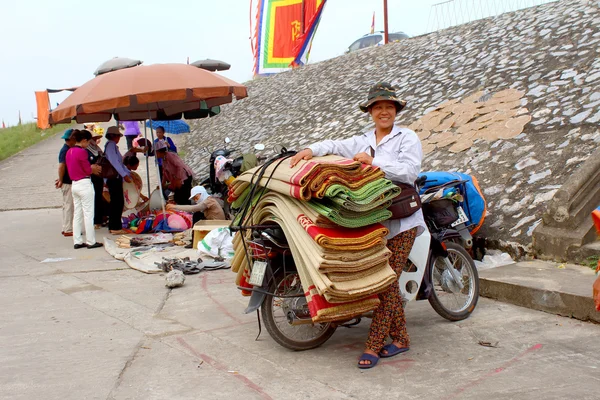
[308,125,427,239]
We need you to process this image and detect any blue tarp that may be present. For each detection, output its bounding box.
[419,171,487,233]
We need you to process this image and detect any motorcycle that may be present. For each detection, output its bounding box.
[231,173,479,351]
[200,137,267,217]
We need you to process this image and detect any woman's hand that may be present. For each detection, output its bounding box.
[353,152,374,165]
[166,204,175,211]
[289,148,313,168]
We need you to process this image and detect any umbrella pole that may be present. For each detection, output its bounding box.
[147,115,167,220]
[143,121,151,200]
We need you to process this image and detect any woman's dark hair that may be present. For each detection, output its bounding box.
[74,129,92,142]
[156,126,165,134]
[123,155,140,168]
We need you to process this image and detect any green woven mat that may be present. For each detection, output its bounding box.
[307,200,392,228]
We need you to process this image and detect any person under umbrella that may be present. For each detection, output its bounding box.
[104,126,132,234]
[119,120,141,150]
[154,126,177,153]
[66,130,103,249]
[86,130,106,228]
[166,185,225,223]
[55,128,76,237]
[154,140,194,205]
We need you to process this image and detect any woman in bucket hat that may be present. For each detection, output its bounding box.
[290,82,427,369]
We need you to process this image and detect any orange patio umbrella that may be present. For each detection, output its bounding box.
[49,63,247,124]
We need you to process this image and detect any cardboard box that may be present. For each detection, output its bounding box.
[192,220,231,249]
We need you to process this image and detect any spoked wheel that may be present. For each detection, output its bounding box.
[261,272,336,350]
[428,242,479,321]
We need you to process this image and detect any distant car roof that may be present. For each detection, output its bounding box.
[346,31,410,53]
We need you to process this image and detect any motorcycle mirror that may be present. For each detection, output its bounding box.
[273,144,285,154]
[224,137,231,144]
[254,143,266,151]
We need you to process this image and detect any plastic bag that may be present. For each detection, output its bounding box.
[198,227,235,260]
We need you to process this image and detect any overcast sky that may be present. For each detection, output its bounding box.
[0,0,552,126]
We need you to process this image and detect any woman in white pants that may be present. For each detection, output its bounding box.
[66,130,103,249]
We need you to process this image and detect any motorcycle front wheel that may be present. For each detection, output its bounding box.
[428,242,479,321]
[261,272,337,351]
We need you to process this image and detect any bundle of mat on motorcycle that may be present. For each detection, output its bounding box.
[230,155,407,323]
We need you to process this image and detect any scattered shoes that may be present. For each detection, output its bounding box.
[109,229,127,235]
[62,231,74,237]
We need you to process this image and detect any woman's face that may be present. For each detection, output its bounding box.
[157,130,165,139]
[369,100,397,130]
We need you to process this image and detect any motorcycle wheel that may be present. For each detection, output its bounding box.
[261,272,337,351]
[428,242,479,321]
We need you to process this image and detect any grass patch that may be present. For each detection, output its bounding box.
[0,123,71,161]
[584,255,599,272]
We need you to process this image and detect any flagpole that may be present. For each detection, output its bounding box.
[383,0,389,44]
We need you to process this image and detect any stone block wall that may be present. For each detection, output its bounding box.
[183,0,600,255]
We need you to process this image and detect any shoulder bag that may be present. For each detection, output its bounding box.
[369,144,421,220]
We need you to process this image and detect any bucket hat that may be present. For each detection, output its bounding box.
[105,126,123,137]
[359,82,407,113]
[61,128,74,140]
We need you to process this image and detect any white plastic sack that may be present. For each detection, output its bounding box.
[474,250,514,271]
[198,227,235,260]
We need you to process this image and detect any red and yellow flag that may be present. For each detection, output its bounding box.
[253,0,327,75]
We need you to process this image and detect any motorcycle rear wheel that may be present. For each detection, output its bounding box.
[428,242,479,321]
[261,272,337,351]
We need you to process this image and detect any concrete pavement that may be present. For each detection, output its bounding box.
[1,206,600,399]
[1,131,600,399]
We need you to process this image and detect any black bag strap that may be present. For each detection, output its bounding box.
[369,143,417,189]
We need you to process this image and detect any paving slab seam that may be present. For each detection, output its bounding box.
[0,206,61,212]
[155,287,172,314]
[105,339,146,400]
[34,271,191,333]
[0,243,43,262]
[146,328,196,339]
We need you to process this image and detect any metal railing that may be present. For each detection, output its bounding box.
[426,0,558,33]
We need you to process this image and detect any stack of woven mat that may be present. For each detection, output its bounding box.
[231,155,401,323]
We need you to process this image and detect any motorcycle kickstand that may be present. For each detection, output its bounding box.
[255,309,262,341]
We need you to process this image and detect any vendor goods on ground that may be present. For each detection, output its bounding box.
[121,210,193,234]
[231,155,403,323]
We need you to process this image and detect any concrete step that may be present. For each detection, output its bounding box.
[478,260,600,323]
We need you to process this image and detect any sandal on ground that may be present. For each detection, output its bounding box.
[379,344,409,358]
[74,244,87,249]
[357,353,379,369]
[109,229,127,235]
[63,232,73,237]
[87,242,103,249]
[94,224,102,230]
